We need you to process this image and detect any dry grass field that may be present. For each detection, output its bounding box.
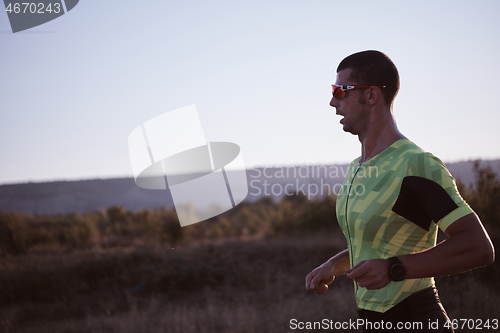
[0,162,498,333]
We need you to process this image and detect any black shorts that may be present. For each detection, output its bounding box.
[357,286,453,333]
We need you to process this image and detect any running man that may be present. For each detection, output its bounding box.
[305,50,495,332]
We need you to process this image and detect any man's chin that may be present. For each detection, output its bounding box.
[342,125,358,136]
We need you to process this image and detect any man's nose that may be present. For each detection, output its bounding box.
[330,96,338,108]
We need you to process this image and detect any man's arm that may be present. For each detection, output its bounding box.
[401,212,494,278]
[305,249,350,295]
[345,213,495,290]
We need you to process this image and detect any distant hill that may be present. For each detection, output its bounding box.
[1,160,499,215]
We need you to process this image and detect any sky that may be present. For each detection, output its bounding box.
[1,0,499,185]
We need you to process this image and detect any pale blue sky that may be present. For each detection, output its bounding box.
[1,0,499,185]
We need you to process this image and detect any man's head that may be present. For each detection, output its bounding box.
[336,50,400,106]
[330,51,400,136]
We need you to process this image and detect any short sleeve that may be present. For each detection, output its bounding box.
[404,152,474,231]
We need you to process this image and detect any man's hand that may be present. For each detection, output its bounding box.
[306,249,350,295]
[346,259,391,290]
[305,263,335,295]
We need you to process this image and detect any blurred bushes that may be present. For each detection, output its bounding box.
[0,193,339,255]
[0,213,97,255]
[0,161,498,256]
[463,161,500,233]
[0,213,28,255]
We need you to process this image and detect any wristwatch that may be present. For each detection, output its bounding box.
[388,256,406,281]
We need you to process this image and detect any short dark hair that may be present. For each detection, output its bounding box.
[337,50,400,106]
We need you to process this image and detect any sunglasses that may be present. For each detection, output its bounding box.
[331,84,386,99]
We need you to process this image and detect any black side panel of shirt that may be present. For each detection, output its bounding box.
[392,176,459,231]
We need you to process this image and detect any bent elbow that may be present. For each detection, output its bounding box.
[487,244,495,266]
[478,242,495,267]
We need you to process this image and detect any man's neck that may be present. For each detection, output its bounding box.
[358,111,405,163]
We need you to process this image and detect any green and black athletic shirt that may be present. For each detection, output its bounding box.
[336,138,474,313]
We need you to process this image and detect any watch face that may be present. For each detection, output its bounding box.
[391,263,406,280]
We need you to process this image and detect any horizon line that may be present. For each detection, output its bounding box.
[1,157,500,187]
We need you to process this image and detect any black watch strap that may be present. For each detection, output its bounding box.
[388,256,406,281]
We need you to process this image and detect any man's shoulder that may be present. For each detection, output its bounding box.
[394,138,424,156]
[348,139,448,173]
[396,139,446,168]
[398,142,451,181]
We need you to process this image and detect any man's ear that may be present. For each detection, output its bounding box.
[366,86,382,106]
